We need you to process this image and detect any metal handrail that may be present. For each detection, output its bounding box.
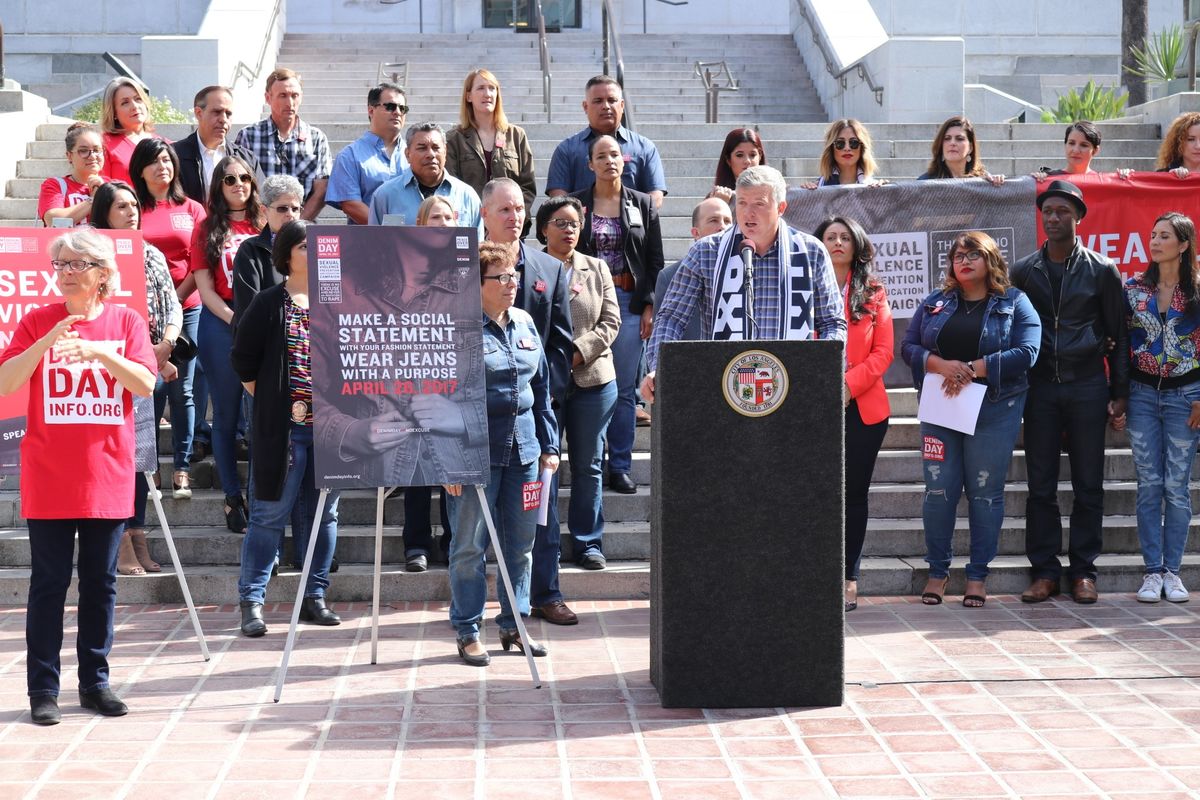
[793,0,884,106]
[643,0,688,34]
[230,0,286,91]
[377,62,409,87]
[51,53,146,116]
[600,0,633,128]
[534,0,553,122]
[694,60,739,123]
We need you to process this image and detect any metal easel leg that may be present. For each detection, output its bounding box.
[145,472,209,661]
[371,486,386,665]
[274,488,329,702]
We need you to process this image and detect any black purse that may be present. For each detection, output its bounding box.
[168,331,197,366]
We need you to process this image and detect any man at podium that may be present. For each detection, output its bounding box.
[641,165,845,401]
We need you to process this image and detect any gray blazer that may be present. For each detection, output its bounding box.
[558,250,620,388]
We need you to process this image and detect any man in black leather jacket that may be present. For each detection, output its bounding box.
[1011,181,1129,605]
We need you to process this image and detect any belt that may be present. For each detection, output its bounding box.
[612,271,635,292]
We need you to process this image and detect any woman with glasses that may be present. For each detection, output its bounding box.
[443,241,559,666]
[0,228,157,725]
[190,157,263,533]
[128,138,206,500]
[99,77,164,186]
[445,69,536,226]
[536,195,620,571]
[231,175,305,325]
[902,232,1039,607]
[38,123,107,227]
[572,135,664,496]
[918,116,1005,185]
[709,128,767,203]
[802,120,882,189]
[90,181,183,576]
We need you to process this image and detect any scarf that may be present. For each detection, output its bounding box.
[710,223,814,341]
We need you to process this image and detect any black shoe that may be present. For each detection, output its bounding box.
[239,600,267,637]
[579,551,607,570]
[30,696,61,726]
[299,596,341,626]
[224,494,248,534]
[499,628,547,657]
[405,553,428,572]
[79,688,128,717]
[329,556,339,573]
[608,473,637,494]
[456,634,491,667]
[189,441,210,464]
[235,439,251,461]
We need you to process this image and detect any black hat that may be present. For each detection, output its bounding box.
[1036,179,1087,220]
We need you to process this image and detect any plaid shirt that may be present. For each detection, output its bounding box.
[647,226,845,371]
[234,117,331,199]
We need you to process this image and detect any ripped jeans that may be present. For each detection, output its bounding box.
[921,390,1026,581]
[1127,380,1200,575]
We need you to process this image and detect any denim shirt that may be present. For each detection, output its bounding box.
[483,306,560,466]
[901,287,1041,402]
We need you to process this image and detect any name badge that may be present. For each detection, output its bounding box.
[291,400,310,422]
[517,337,538,350]
[626,203,644,229]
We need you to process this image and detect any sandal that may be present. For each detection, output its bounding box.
[116,531,145,576]
[128,528,161,572]
[844,580,858,612]
[223,494,248,534]
[172,470,192,500]
[963,579,987,608]
[921,576,949,605]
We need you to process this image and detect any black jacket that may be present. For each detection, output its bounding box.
[230,283,291,501]
[571,185,664,315]
[231,227,280,332]
[172,132,260,205]
[514,243,573,405]
[1011,240,1129,398]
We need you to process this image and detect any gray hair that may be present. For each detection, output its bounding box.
[481,177,522,206]
[50,228,121,299]
[405,121,444,148]
[736,165,787,205]
[261,174,304,207]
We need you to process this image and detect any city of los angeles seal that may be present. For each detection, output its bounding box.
[722,350,788,418]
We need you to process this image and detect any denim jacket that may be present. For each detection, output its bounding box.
[483,306,560,466]
[901,287,1041,402]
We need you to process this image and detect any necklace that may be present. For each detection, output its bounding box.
[961,298,986,315]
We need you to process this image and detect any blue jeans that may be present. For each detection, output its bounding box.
[605,287,641,474]
[239,425,340,603]
[922,391,1026,581]
[1128,380,1200,575]
[194,360,211,445]
[156,305,198,471]
[26,518,124,697]
[447,450,538,638]
[532,379,617,605]
[198,307,245,496]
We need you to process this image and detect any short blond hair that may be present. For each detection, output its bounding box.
[266,68,302,93]
[50,229,122,300]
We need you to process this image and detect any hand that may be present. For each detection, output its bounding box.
[1173,166,1191,180]
[572,350,584,368]
[843,378,851,408]
[984,172,1006,186]
[1189,402,1200,431]
[38,314,85,352]
[640,371,656,403]
[85,174,105,192]
[1030,170,1048,181]
[1108,398,1128,431]
[708,185,734,202]
[342,411,410,457]
[442,483,463,497]
[800,181,819,190]
[540,453,560,474]
[152,340,173,369]
[409,393,466,435]
[1116,168,1133,181]
[53,335,113,365]
[867,179,891,187]
[640,307,654,340]
[160,360,178,382]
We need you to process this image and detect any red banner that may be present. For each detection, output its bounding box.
[0,227,148,474]
[1035,172,1200,279]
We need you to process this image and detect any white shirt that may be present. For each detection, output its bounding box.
[199,140,229,195]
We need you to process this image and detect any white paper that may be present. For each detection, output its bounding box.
[918,374,987,435]
[536,467,554,526]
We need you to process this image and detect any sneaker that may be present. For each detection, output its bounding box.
[1136,572,1164,603]
[1164,571,1190,603]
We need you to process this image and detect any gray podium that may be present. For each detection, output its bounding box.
[650,339,845,708]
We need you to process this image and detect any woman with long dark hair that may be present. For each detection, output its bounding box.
[191,156,263,532]
[709,127,766,203]
[814,217,893,611]
[918,116,1004,185]
[1125,212,1200,603]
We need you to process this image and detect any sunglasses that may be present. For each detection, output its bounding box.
[272,204,302,214]
[222,173,253,187]
[373,102,409,114]
[833,138,862,151]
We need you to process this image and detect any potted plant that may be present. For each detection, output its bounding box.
[1127,24,1189,99]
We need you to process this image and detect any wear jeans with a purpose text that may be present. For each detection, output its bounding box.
[1023,372,1110,582]
[921,391,1026,581]
[447,449,539,638]
[606,286,642,475]
[1127,380,1200,575]
[26,518,124,697]
[239,424,341,603]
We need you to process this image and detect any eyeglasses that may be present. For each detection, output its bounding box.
[272,204,302,214]
[483,273,521,286]
[833,138,862,151]
[373,102,409,114]
[51,259,102,273]
[222,173,253,186]
[73,147,103,157]
[549,219,581,231]
[951,251,985,264]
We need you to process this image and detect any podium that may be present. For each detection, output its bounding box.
[650,340,845,708]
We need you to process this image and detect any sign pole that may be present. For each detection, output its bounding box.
[274,488,329,702]
[145,473,209,660]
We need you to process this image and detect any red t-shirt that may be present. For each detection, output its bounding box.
[0,303,157,519]
[189,217,259,302]
[142,199,207,309]
[37,175,105,226]
[99,132,168,186]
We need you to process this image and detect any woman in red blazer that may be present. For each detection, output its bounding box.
[816,217,894,611]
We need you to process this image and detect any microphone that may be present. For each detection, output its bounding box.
[740,244,756,339]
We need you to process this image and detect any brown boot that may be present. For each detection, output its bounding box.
[116,531,145,576]
[128,529,160,572]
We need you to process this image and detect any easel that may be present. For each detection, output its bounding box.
[144,472,210,660]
